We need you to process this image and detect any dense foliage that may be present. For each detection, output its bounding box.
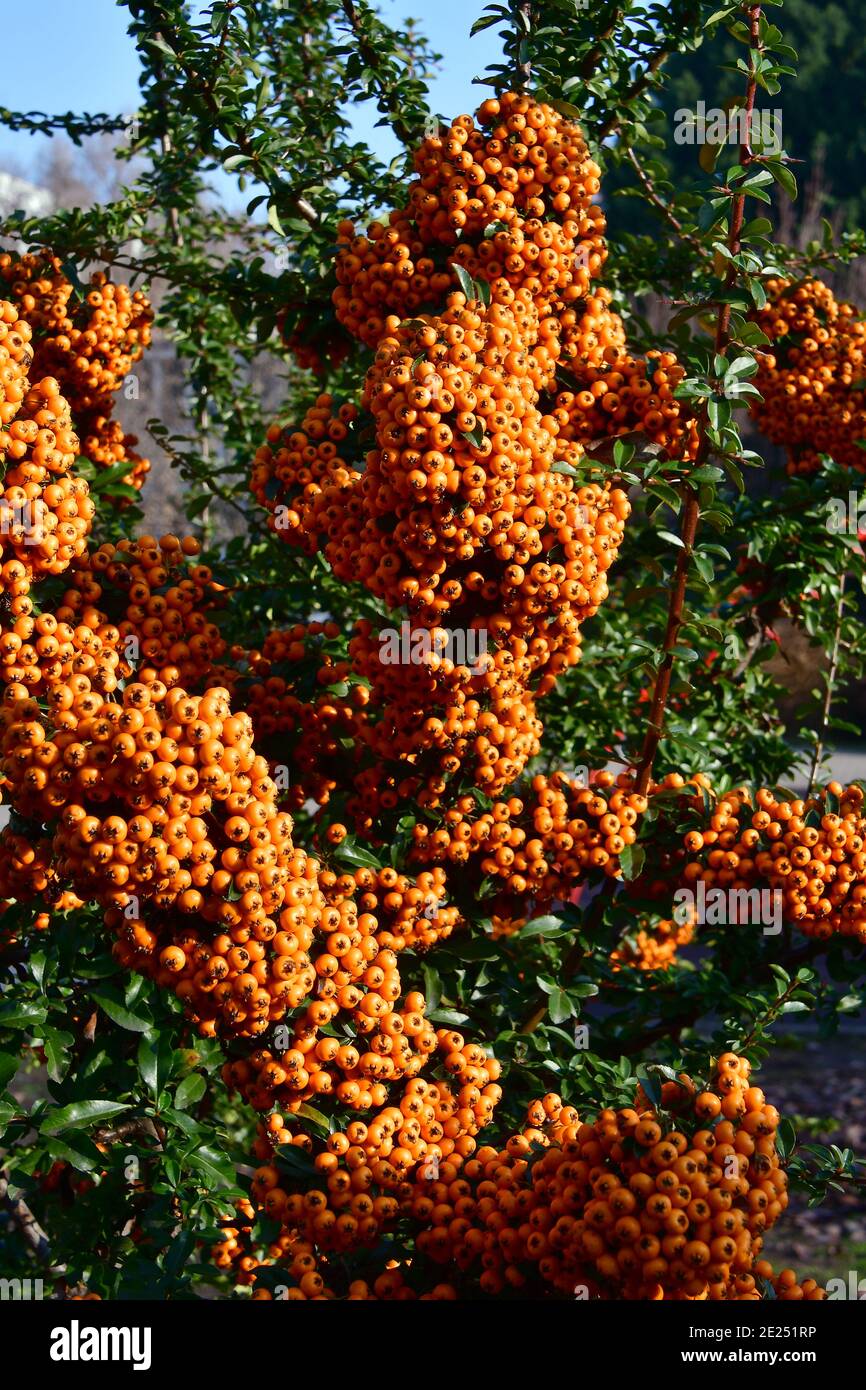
[0,0,863,1302]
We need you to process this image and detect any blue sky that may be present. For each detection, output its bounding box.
[0,0,502,188]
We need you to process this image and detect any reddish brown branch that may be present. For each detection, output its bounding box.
[634,4,763,795]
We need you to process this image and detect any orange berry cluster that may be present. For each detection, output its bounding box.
[216,1053,823,1302]
[253,95,646,819]
[752,277,866,475]
[0,253,153,489]
[71,534,228,693]
[250,395,358,554]
[216,861,463,1110]
[333,92,605,357]
[347,620,544,814]
[0,831,83,946]
[391,1058,789,1300]
[217,1039,502,1280]
[252,295,629,812]
[333,214,454,350]
[234,621,369,812]
[411,770,647,895]
[411,95,602,242]
[0,298,31,424]
[610,915,696,972]
[756,1262,826,1302]
[556,285,626,369]
[78,414,149,491]
[0,625,326,1041]
[554,345,700,462]
[246,1022,499,1168]
[674,782,866,944]
[0,536,224,712]
[0,363,92,595]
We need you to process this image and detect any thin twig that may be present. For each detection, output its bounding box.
[152,24,319,225]
[154,35,184,250]
[0,1171,56,1267]
[625,146,708,256]
[517,3,534,89]
[340,0,416,146]
[577,7,623,80]
[807,574,847,796]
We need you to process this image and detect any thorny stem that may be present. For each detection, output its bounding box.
[521,7,765,1032]
[635,4,763,796]
[0,229,293,306]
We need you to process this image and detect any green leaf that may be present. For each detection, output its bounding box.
[174,1072,206,1111]
[334,838,381,870]
[137,1034,160,1096]
[186,1145,237,1188]
[521,915,566,937]
[46,1136,105,1173]
[296,1103,331,1136]
[619,843,646,881]
[636,1067,663,1107]
[569,982,599,999]
[42,1028,73,1084]
[0,1001,47,1029]
[698,141,721,174]
[164,1229,195,1276]
[547,987,574,1026]
[0,1050,19,1092]
[645,480,682,511]
[90,991,152,1034]
[470,12,502,35]
[276,1143,317,1178]
[693,552,714,584]
[776,1117,796,1160]
[422,963,442,1012]
[453,264,476,300]
[766,160,797,201]
[42,1100,131,1135]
